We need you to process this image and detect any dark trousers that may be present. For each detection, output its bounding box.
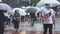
[0,23,4,34]
[5,16,10,25]
[30,18,35,27]
[14,20,19,29]
[0,14,5,34]
[21,16,24,21]
[43,24,53,34]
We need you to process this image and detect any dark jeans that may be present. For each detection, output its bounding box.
[0,25,4,34]
[5,16,10,25]
[43,24,53,34]
[14,20,19,29]
[21,16,24,22]
[0,23,4,34]
[30,18,35,27]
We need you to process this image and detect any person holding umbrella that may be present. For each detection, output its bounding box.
[0,10,6,34]
[0,2,12,34]
[29,13,36,27]
[4,12,10,26]
[13,10,20,31]
[41,3,55,34]
[26,7,38,27]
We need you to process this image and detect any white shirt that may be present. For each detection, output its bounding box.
[4,12,10,18]
[42,8,55,24]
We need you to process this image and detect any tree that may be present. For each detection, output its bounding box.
[31,0,40,6]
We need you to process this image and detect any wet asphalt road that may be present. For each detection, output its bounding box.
[4,17,60,34]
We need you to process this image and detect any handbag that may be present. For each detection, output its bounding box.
[12,18,16,23]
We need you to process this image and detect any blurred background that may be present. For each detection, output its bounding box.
[0,0,60,34]
[2,0,40,7]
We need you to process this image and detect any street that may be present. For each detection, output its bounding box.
[4,17,60,34]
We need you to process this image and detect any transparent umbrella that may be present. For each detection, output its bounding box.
[26,6,32,9]
[13,8,26,16]
[36,0,60,8]
[0,3,12,12]
[25,6,32,11]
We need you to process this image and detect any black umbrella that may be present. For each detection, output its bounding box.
[26,8,38,13]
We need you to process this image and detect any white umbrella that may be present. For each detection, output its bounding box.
[21,6,26,9]
[23,6,32,12]
[26,6,32,8]
[13,8,26,16]
[21,6,26,11]
[36,0,60,8]
[0,0,2,2]
[33,7,40,10]
[36,7,45,13]
[0,3,12,12]
[51,0,60,7]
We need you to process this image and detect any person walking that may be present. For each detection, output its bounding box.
[4,12,10,26]
[29,13,36,27]
[13,10,20,31]
[0,10,6,34]
[41,3,55,34]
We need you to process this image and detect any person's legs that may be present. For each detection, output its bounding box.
[21,16,24,22]
[22,16,24,22]
[0,24,4,34]
[49,24,53,34]
[8,18,10,25]
[14,21,17,29]
[31,20,34,27]
[14,20,19,29]
[0,28,4,34]
[30,18,34,27]
[43,24,48,34]
[10,16,13,25]
[5,16,8,25]
[16,21,19,29]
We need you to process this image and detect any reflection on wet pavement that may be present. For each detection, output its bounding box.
[4,18,60,34]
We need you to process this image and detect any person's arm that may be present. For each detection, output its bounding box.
[42,13,49,19]
[13,13,16,20]
[52,10,55,24]
[42,12,52,18]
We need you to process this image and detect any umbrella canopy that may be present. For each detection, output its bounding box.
[33,7,40,11]
[26,6,32,9]
[13,8,26,16]
[0,3,12,12]
[36,7,45,13]
[51,0,60,7]
[36,0,60,8]
[25,7,39,13]
[21,6,26,9]
[25,6,32,11]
